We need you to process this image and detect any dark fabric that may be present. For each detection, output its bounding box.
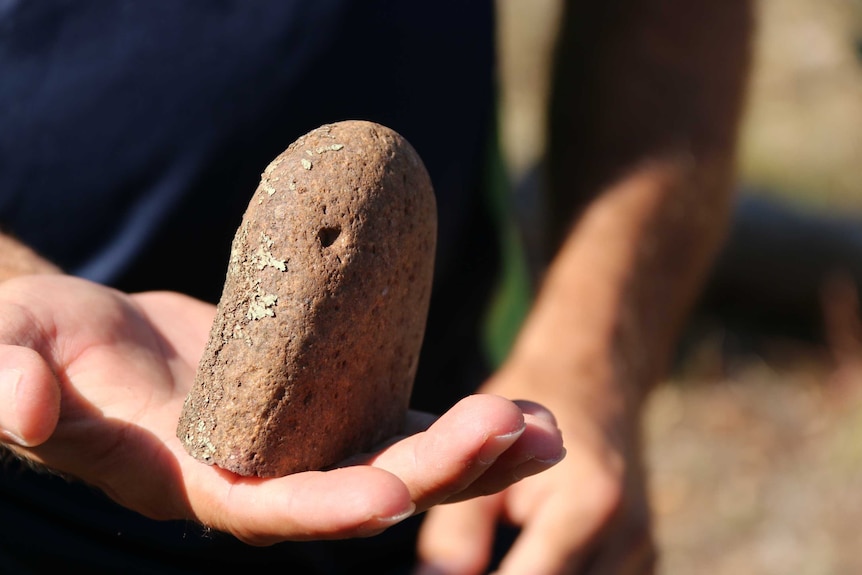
[0,1,498,572]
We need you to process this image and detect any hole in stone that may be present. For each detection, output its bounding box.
[317,226,341,248]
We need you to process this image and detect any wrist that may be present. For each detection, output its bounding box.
[0,233,62,282]
[483,350,645,452]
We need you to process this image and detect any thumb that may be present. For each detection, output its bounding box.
[0,345,61,447]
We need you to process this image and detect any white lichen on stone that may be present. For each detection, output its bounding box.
[200,440,216,461]
[301,158,312,170]
[227,222,251,274]
[232,323,253,346]
[313,143,344,154]
[185,419,217,462]
[247,291,278,320]
[261,181,277,196]
[255,232,287,271]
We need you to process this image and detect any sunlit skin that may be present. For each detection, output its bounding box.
[0,274,564,545]
[417,1,753,572]
[0,0,752,572]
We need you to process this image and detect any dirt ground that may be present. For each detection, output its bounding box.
[648,335,862,574]
[646,3,862,571]
[496,1,862,573]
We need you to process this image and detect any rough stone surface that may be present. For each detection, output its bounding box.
[176,120,437,477]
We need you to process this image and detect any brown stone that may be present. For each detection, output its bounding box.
[176,120,437,477]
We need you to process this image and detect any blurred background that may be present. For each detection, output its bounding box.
[494,0,862,573]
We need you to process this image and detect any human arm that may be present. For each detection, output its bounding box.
[0,231,63,281]
[416,1,753,573]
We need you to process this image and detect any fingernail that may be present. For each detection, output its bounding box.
[375,502,416,526]
[477,423,526,464]
[0,368,25,445]
[512,447,567,480]
[534,446,567,466]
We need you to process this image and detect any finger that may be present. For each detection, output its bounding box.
[415,495,503,575]
[441,410,565,504]
[513,399,559,427]
[366,394,528,511]
[582,461,656,574]
[494,471,622,575]
[583,525,657,575]
[580,479,656,574]
[186,464,415,546]
[495,506,587,574]
[401,396,559,437]
[0,345,61,447]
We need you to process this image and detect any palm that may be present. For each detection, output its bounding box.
[0,275,564,545]
[2,276,224,516]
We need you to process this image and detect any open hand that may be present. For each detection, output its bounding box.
[0,275,564,545]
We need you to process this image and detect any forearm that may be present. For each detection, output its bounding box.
[0,232,62,281]
[507,161,736,420]
[500,0,753,415]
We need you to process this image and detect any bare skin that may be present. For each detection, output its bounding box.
[0,0,752,570]
[416,1,753,573]
[0,232,62,281]
[0,273,564,545]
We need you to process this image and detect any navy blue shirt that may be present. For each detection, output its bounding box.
[0,1,499,572]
